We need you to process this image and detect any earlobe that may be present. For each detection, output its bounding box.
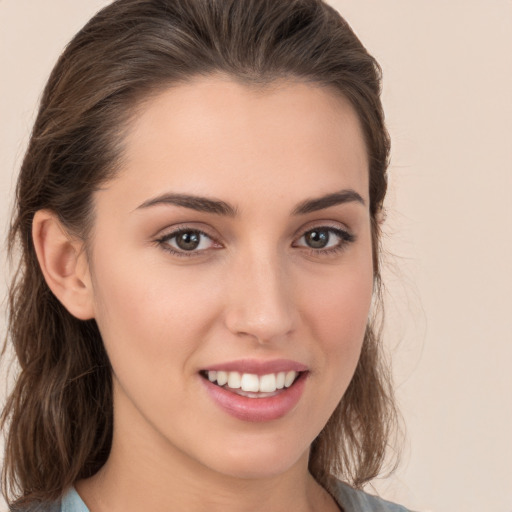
[375,206,388,227]
[375,206,387,226]
[32,210,95,320]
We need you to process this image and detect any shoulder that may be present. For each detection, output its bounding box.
[328,478,416,512]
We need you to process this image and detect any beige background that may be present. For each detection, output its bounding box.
[1,1,511,511]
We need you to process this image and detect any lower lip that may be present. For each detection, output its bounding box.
[201,373,308,422]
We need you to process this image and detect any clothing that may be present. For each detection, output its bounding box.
[327,479,414,511]
[11,479,414,512]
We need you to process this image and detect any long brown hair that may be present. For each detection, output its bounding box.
[1,0,397,507]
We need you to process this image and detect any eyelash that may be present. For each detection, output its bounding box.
[295,227,355,256]
[155,228,216,258]
[155,226,355,258]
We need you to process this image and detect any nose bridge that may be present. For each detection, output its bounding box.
[224,244,296,343]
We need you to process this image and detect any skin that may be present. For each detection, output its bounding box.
[35,76,374,512]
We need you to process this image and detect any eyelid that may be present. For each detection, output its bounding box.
[292,219,353,240]
[292,223,356,255]
[154,221,355,259]
[295,218,351,236]
[155,225,223,257]
[294,227,352,244]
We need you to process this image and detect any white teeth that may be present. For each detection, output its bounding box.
[259,373,277,393]
[276,372,286,389]
[284,371,297,388]
[207,369,300,392]
[227,371,241,389]
[216,371,228,386]
[240,373,259,392]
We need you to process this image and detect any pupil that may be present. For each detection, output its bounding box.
[177,231,200,250]
[306,229,329,249]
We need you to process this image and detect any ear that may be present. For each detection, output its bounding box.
[32,210,95,320]
[375,206,387,226]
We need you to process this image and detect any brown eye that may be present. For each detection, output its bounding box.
[158,228,217,256]
[175,231,201,251]
[294,226,355,254]
[304,229,330,249]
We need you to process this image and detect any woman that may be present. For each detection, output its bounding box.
[1,0,411,511]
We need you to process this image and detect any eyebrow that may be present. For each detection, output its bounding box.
[135,189,365,216]
[291,189,365,215]
[136,193,238,216]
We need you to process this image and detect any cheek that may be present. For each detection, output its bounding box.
[89,261,225,428]
[304,262,373,344]
[298,249,374,391]
[89,251,223,369]
[312,273,372,330]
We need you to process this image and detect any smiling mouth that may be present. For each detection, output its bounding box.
[199,370,303,398]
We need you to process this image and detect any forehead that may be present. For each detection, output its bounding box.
[102,76,369,211]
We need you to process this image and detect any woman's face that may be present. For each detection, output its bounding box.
[86,77,373,479]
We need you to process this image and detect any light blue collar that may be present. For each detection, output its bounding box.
[61,487,89,512]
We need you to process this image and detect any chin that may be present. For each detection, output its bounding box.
[198,432,310,480]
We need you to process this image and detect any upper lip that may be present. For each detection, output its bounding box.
[201,358,308,375]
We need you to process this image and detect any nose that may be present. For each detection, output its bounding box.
[223,250,297,344]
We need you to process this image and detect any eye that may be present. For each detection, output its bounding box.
[156,228,219,256]
[294,226,355,253]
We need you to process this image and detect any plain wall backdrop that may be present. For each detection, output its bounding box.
[1,1,511,511]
